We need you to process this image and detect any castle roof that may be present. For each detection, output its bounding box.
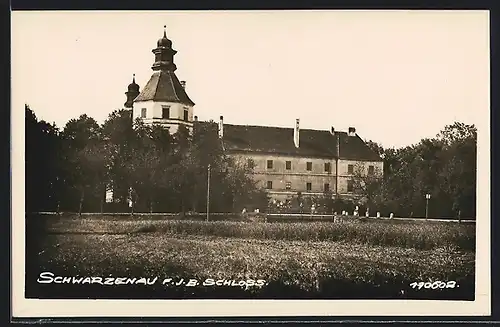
[134,71,195,106]
[197,122,383,161]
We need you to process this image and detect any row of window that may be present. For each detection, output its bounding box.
[140,106,189,121]
[265,181,354,192]
[261,160,332,172]
[256,159,375,175]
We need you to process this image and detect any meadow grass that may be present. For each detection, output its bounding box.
[27,215,476,299]
[41,215,476,251]
[32,232,475,299]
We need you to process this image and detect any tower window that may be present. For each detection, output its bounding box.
[285,161,291,170]
[306,162,312,171]
[183,109,189,121]
[325,162,331,173]
[267,160,273,169]
[306,182,312,191]
[267,181,273,189]
[247,158,255,169]
[162,106,170,119]
[347,164,354,174]
[141,108,147,118]
[285,181,291,190]
[324,183,330,192]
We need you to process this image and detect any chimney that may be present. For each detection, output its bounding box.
[330,126,335,135]
[180,81,186,89]
[293,118,300,148]
[348,127,356,137]
[218,115,224,138]
[194,115,198,122]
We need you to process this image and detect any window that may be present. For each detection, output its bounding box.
[324,183,330,192]
[162,106,170,119]
[324,162,331,173]
[267,160,273,169]
[306,162,312,171]
[306,182,312,191]
[267,181,273,189]
[347,180,354,192]
[183,109,189,121]
[285,181,291,190]
[285,161,292,170]
[368,165,375,175]
[247,158,255,169]
[347,164,354,174]
[141,108,147,118]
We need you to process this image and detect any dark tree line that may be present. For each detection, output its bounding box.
[357,122,477,218]
[25,105,268,214]
[26,104,477,218]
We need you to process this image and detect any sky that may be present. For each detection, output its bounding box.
[11,10,489,149]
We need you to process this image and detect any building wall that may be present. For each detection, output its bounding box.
[133,100,194,133]
[230,153,383,198]
[336,159,384,194]
[230,153,337,195]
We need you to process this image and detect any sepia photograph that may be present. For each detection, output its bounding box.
[11,10,490,317]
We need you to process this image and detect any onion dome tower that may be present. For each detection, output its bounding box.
[124,74,140,108]
[132,26,195,133]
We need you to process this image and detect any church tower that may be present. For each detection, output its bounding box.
[132,26,195,133]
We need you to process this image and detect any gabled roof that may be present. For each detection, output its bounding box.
[134,71,195,106]
[197,122,383,161]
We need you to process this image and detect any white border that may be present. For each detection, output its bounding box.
[11,10,491,317]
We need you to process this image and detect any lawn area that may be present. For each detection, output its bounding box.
[25,215,476,300]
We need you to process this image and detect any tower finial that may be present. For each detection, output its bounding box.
[163,25,166,37]
[132,73,135,83]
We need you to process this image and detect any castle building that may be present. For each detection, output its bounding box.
[124,27,383,200]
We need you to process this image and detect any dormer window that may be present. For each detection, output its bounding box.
[141,108,147,118]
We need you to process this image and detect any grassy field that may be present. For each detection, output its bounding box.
[26,214,476,300]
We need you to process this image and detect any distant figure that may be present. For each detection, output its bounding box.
[254,208,260,213]
[390,212,394,219]
[242,208,247,215]
[311,204,316,214]
[365,210,369,218]
[376,212,381,218]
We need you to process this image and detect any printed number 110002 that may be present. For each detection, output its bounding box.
[409,281,458,290]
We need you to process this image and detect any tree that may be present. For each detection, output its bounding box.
[350,162,383,209]
[436,123,477,218]
[101,110,136,211]
[25,105,64,212]
[60,114,103,214]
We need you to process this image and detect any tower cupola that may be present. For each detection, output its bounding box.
[151,25,177,72]
[124,74,140,108]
